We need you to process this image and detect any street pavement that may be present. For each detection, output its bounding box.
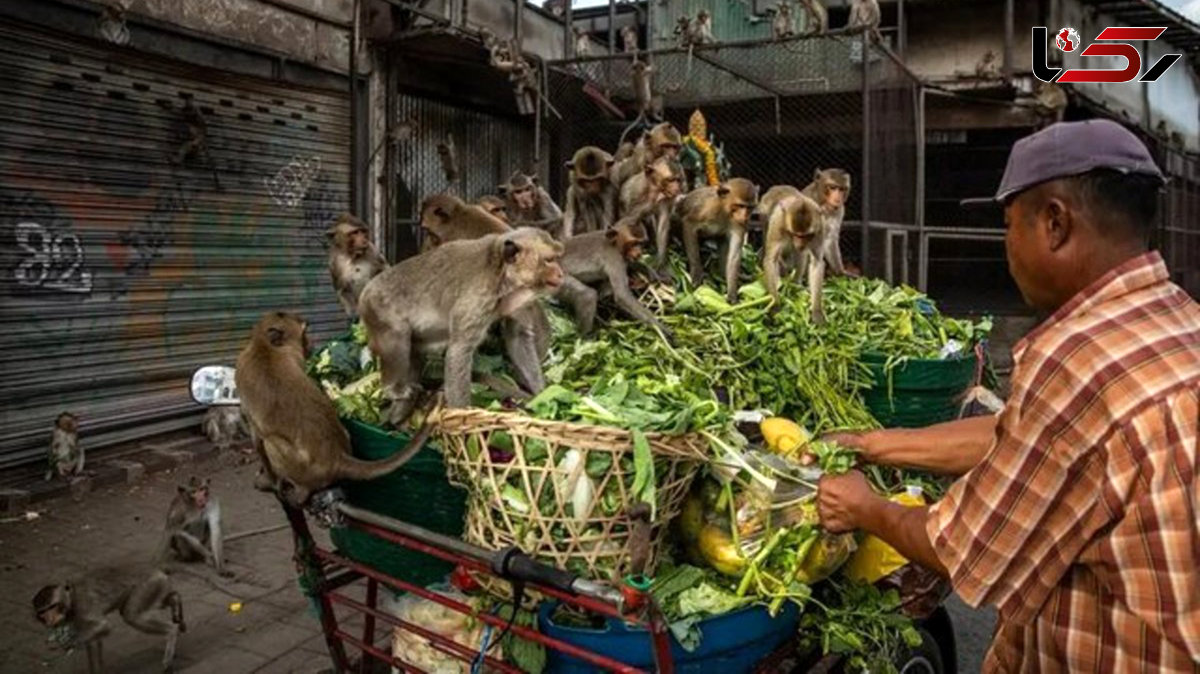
[0,437,997,673]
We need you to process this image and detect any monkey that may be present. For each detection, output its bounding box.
[476,195,510,224]
[611,122,683,188]
[689,10,716,45]
[156,476,231,577]
[498,171,564,238]
[975,49,1000,79]
[201,405,249,450]
[674,15,693,48]
[45,412,84,482]
[436,134,459,189]
[800,168,852,279]
[1034,82,1068,126]
[544,0,565,17]
[33,567,184,674]
[235,312,436,506]
[357,229,565,424]
[419,193,510,252]
[674,178,760,303]
[557,215,672,338]
[760,188,831,321]
[415,204,567,394]
[96,3,130,46]
[630,60,657,122]
[574,27,591,57]
[326,213,389,318]
[562,146,618,239]
[620,157,685,266]
[798,0,828,34]
[484,32,539,115]
[173,100,221,191]
[847,0,881,39]
[773,1,797,39]
[621,24,639,53]
[366,114,418,168]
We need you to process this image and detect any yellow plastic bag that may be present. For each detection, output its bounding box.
[843,486,926,584]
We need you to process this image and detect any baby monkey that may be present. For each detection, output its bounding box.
[33,567,185,673]
[45,412,83,482]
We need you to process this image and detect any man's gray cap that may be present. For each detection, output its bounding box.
[961,119,1165,208]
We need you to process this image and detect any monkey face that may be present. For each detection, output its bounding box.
[823,182,848,208]
[348,229,370,255]
[55,413,77,433]
[578,175,608,197]
[37,605,65,628]
[33,585,67,627]
[501,230,565,292]
[487,204,509,222]
[511,185,537,210]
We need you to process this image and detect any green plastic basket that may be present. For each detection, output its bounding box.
[329,419,468,588]
[860,352,978,428]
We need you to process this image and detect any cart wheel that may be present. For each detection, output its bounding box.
[894,627,944,674]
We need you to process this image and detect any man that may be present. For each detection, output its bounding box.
[817,119,1199,672]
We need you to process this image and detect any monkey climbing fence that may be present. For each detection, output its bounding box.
[542,32,923,279]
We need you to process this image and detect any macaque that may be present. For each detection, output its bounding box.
[202,405,249,450]
[358,229,565,423]
[562,146,618,239]
[498,171,564,238]
[611,122,683,188]
[674,16,692,48]
[847,0,881,39]
[437,134,459,188]
[235,312,435,505]
[621,25,639,53]
[327,213,388,318]
[761,188,830,321]
[484,31,538,115]
[420,193,510,252]
[798,0,828,34]
[800,168,851,278]
[96,3,130,46]
[574,27,591,56]
[174,100,221,190]
[557,216,671,338]
[975,49,999,78]
[33,567,184,674]
[689,10,716,45]
[476,195,510,224]
[674,178,760,303]
[773,1,797,39]
[620,157,685,264]
[157,476,230,577]
[45,412,83,482]
[628,60,660,123]
[1034,82,1068,125]
[544,0,565,17]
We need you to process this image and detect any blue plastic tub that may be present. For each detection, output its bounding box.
[537,600,800,673]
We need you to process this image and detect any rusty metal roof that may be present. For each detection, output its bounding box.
[1082,0,1200,52]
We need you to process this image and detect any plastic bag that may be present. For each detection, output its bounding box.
[381,585,503,674]
[843,486,926,584]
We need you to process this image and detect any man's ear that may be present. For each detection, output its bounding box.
[1044,198,1072,251]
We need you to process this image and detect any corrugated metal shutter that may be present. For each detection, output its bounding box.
[0,20,350,468]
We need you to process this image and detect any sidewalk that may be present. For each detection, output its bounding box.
[0,437,377,674]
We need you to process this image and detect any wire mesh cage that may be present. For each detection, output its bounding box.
[543,32,923,273]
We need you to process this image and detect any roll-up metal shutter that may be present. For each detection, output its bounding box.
[0,20,350,468]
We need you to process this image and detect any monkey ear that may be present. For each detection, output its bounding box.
[267,327,285,347]
[606,159,616,168]
[813,168,822,181]
[496,184,508,196]
[717,186,730,197]
[502,239,521,263]
[604,228,620,244]
[434,206,450,219]
[565,161,574,171]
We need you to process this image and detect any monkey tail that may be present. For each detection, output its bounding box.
[335,421,433,482]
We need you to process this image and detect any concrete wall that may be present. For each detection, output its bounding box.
[905,0,1037,81]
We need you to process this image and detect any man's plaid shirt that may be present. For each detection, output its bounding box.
[927,251,1199,672]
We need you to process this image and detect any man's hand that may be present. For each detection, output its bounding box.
[818,469,880,533]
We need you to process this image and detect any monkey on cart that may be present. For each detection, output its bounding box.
[758,186,831,321]
[327,213,389,318]
[672,178,761,303]
[33,565,185,674]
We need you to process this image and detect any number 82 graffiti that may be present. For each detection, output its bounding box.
[14,222,94,294]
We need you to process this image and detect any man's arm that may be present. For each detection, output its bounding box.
[826,414,998,476]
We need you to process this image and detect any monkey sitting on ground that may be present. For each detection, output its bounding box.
[327,213,389,318]
[673,178,760,303]
[235,312,435,506]
[557,215,672,339]
[45,412,83,482]
[419,193,511,252]
[760,187,831,321]
[800,168,852,278]
[157,476,231,577]
[358,229,565,424]
[202,405,249,450]
[476,195,510,224]
[612,122,683,189]
[620,157,685,266]
[773,1,797,39]
[562,146,618,239]
[33,567,185,674]
[847,0,881,39]
[498,171,564,238]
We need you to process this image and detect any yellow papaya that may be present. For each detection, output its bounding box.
[696,523,748,577]
[760,417,811,456]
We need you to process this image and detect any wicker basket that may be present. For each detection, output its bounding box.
[431,408,709,585]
